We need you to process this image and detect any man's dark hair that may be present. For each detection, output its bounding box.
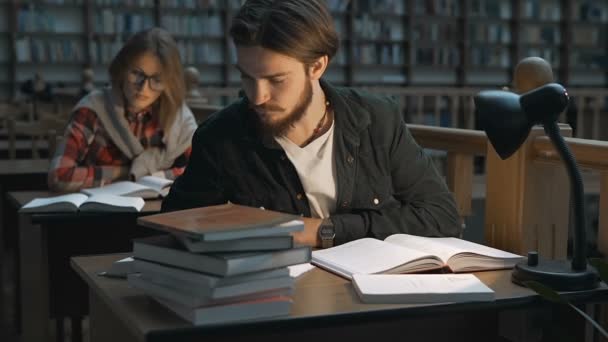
[230,0,339,65]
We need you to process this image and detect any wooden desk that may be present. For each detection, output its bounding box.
[0,159,49,336]
[10,191,162,342]
[72,253,608,342]
[0,159,49,237]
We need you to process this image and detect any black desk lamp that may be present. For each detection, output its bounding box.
[474,83,599,291]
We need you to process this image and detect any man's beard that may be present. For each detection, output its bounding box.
[251,80,313,137]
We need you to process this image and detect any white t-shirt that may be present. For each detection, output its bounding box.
[275,122,337,218]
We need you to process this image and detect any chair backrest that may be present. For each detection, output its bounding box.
[6,114,65,159]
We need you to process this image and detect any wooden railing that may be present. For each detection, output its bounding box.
[409,124,486,219]
[409,122,608,261]
[533,136,608,257]
[410,124,570,258]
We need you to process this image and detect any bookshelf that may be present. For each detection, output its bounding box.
[567,0,608,86]
[0,0,607,101]
[0,0,10,100]
[13,0,88,95]
[466,0,513,85]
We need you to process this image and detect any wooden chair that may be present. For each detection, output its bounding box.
[6,114,65,159]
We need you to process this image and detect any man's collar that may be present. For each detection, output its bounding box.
[319,79,369,146]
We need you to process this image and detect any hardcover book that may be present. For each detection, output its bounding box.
[133,234,311,277]
[137,203,303,241]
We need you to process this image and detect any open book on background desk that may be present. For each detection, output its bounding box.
[20,193,145,213]
[81,175,173,199]
[312,234,523,279]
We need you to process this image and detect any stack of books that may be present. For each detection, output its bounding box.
[129,203,311,325]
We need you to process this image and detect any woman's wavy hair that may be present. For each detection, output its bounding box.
[109,27,185,131]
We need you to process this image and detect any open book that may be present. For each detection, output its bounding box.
[81,175,173,199]
[20,193,145,213]
[312,234,523,279]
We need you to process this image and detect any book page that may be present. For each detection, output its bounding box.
[81,181,158,199]
[385,234,521,263]
[138,176,173,191]
[20,193,88,212]
[81,194,145,212]
[312,238,437,278]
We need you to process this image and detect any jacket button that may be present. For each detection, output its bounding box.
[296,193,303,200]
[373,198,380,205]
[347,155,354,164]
[280,154,286,161]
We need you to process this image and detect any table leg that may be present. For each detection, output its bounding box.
[0,184,5,337]
[19,213,50,342]
[89,290,135,342]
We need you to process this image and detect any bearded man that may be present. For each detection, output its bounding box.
[162,0,461,248]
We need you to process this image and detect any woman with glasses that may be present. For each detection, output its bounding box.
[48,28,197,192]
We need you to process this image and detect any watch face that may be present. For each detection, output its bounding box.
[320,225,335,238]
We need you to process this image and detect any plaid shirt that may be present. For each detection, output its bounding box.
[48,107,192,192]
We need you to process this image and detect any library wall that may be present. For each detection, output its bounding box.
[0,0,607,102]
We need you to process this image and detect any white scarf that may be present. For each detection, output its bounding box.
[72,87,197,178]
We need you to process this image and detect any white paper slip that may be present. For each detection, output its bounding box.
[288,263,315,278]
[352,274,495,304]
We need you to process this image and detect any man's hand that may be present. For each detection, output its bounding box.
[292,217,323,247]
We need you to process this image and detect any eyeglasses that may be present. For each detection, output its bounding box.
[127,69,165,92]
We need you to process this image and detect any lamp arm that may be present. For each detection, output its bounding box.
[543,122,587,271]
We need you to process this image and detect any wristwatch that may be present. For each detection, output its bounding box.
[318,218,336,249]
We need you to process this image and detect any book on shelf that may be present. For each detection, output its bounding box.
[81,175,173,199]
[153,292,293,326]
[20,193,144,213]
[311,234,523,279]
[352,274,495,304]
[133,234,312,277]
[175,233,294,253]
[133,258,294,301]
[137,203,304,241]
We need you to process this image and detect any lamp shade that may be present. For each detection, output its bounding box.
[474,90,531,159]
[474,83,569,160]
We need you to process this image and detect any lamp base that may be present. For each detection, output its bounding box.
[511,258,599,291]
